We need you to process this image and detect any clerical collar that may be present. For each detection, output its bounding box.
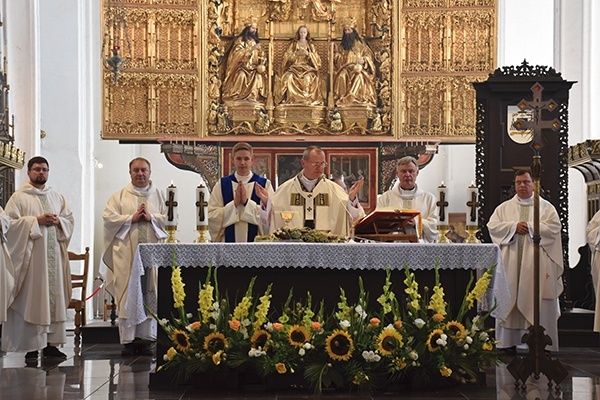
[235,172,252,183]
[398,184,418,197]
[132,184,150,193]
[299,173,322,192]
[517,194,534,204]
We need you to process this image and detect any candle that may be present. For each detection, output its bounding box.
[275,174,279,190]
[166,183,178,226]
[196,184,210,226]
[437,181,448,223]
[467,181,478,226]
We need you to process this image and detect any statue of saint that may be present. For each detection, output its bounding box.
[333,18,377,106]
[275,25,324,106]
[221,20,268,104]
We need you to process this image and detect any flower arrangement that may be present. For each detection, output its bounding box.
[254,227,347,243]
[152,258,498,394]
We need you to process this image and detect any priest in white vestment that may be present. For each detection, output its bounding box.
[376,156,439,242]
[1,156,74,362]
[270,146,365,236]
[209,142,274,242]
[101,157,167,356]
[585,209,600,332]
[0,206,15,324]
[487,170,563,353]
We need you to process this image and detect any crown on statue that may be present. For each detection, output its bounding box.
[244,14,259,28]
[341,16,357,29]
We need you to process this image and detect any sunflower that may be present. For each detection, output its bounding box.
[288,325,310,347]
[427,329,445,352]
[171,329,191,352]
[445,321,466,338]
[325,330,354,361]
[251,330,271,350]
[377,327,403,356]
[204,332,228,355]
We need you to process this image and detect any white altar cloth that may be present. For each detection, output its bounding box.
[126,242,510,326]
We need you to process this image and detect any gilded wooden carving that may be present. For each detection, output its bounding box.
[102,0,496,142]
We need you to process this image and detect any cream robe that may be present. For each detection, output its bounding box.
[376,183,440,243]
[101,183,167,321]
[270,174,365,236]
[487,195,563,351]
[208,174,274,242]
[585,210,600,331]
[0,207,14,323]
[1,182,74,352]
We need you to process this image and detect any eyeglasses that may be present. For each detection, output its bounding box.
[31,167,49,173]
[308,161,328,168]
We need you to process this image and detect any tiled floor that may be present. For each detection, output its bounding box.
[1,334,599,399]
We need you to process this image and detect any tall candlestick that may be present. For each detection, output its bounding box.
[437,181,448,223]
[165,183,178,227]
[196,184,210,227]
[466,181,478,226]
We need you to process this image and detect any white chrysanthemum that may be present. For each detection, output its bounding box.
[466,336,473,344]
[479,332,489,341]
[409,351,419,360]
[186,313,193,318]
[299,348,306,356]
[265,322,273,332]
[414,318,426,328]
[463,344,469,350]
[303,342,313,350]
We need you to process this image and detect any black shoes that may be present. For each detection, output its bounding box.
[137,344,153,356]
[43,345,67,359]
[121,343,136,356]
[25,350,39,360]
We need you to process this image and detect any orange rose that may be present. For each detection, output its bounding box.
[394,320,403,329]
[275,363,287,374]
[190,321,201,331]
[369,317,381,327]
[311,321,321,331]
[229,319,241,331]
[433,313,445,322]
[273,322,284,331]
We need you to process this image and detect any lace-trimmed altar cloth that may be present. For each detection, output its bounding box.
[126,242,510,327]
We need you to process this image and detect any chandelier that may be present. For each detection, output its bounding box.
[102,0,131,85]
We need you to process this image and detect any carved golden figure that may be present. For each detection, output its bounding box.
[333,18,377,106]
[275,26,324,106]
[221,20,268,105]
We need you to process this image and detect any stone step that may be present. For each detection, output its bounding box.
[80,320,120,344]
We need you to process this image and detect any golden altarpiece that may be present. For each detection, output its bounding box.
[102,0,497,208]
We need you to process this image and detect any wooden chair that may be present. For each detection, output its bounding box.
[68,247,90,342]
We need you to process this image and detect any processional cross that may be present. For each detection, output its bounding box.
[506,83,568,391]
[196,191,208,223]
[165,191,178,223]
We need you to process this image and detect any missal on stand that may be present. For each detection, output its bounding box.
[354,209,421,243]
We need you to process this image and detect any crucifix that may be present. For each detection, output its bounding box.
[196,191,208,223]
[506,82,567,391]
[467,191,478,223]
[165,191,178,223]
[436,192,448,222]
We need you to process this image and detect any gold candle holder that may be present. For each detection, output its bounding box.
[437,224,450,243]
[194,225,209,243]
[465,225,480,243]
[165,225,179,243]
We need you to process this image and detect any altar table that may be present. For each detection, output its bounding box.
[127,242,509,326]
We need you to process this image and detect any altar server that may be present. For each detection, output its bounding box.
[1,156,74,362]
[101,157,167,356]
[208,142,274,242]
[487,169,563,354]
[270,145,365,236]
[376,156,439,242]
